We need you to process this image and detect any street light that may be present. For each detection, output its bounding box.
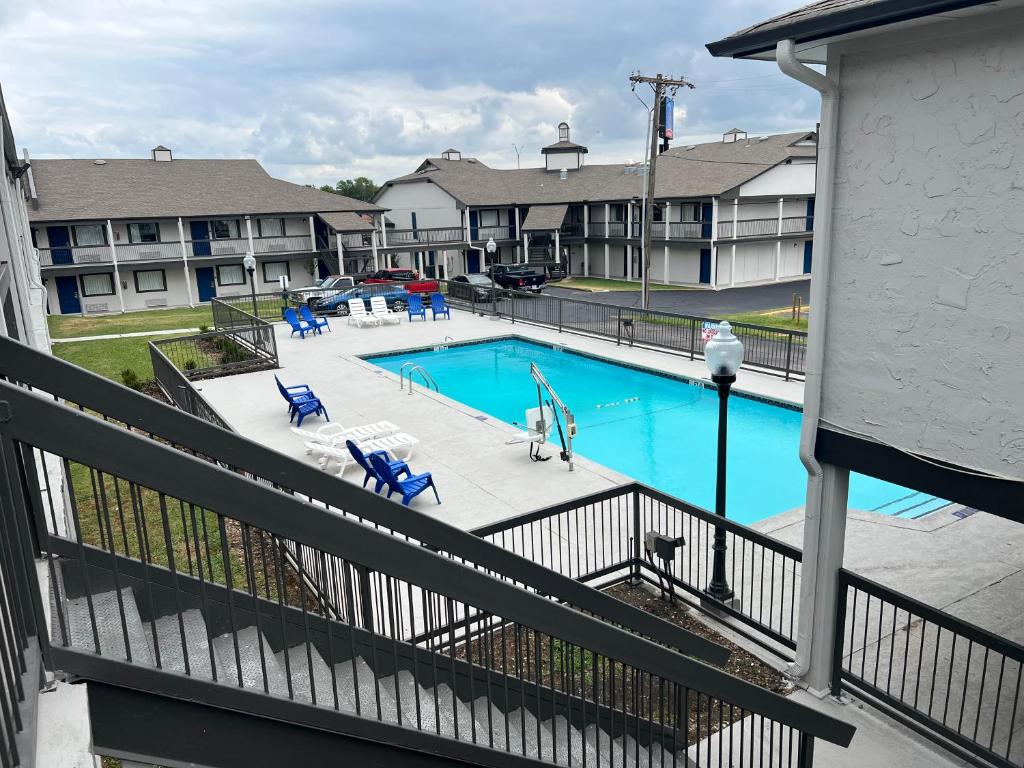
[486,237,498,315]
[703,321,744,602]
[242,251,258,318]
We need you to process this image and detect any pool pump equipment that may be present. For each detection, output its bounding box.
[644,531,685,603]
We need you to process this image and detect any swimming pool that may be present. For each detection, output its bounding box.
[367,338,949,525]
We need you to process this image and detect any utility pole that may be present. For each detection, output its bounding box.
[629,72,695,309]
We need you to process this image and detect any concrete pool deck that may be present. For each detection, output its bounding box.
[196,308,1021,767]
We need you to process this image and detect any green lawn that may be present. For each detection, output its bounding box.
[52,335,162,382]
[556,277,690,292]
[48,305,213,339]
[720,308,809,332]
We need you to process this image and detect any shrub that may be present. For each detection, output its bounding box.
[119,368,143,391]
[184,359,198,371]
[198,324,210,333]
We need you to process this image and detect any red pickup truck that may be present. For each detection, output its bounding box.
[362,268,439,295]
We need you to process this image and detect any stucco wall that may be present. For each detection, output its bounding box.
[821,15,1024,477]
[375,181,461,230]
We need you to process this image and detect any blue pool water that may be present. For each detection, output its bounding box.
[368,339,949,525]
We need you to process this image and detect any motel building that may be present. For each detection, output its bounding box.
[26,146,384,316]
[374,123,817,288]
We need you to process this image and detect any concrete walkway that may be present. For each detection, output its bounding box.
[51,327,200,343]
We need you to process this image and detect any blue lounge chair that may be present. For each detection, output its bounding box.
[275,374,316,416]
[284,307,316,338]
[430,293,451,320]
[290,397,328,427]
[299,304,330,334]
[407,293,427,322]
[369,452,440,506]
[345,440,410,493]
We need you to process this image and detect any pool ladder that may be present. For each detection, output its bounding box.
[399,362,440,395]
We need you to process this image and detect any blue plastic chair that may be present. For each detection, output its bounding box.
[289,398,328,427]
[345,440,410,493]
[299,304,330,334]
[430,293,451,320]
[368,452,440,506]
[407,294,427,321]
[274,374,316,417]
[284,307,316,338]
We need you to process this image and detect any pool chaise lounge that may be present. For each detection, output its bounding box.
[306,433,418,474]
[370,296,402,325]
[348,299,381,327]
[291,421,400,451]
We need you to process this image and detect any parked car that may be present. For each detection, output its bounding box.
[362,268,439,295]
[289,275,354,306]
[312,284,410,316]
[487,264,546,293]
[449,273,499,302]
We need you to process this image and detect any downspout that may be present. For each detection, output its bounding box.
[775,38,839,680]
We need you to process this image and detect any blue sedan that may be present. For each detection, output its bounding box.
[312,285,410,316]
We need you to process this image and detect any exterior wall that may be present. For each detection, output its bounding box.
[738,161,816,198]
[545,152,581,171]
[375,181,461,230]
[820,11,1024,476]
[1,148,49,349]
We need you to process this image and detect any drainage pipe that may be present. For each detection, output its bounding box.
[775,39,840,682]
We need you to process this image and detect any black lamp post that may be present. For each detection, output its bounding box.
[703,320,744,602]
[243,252,258,318]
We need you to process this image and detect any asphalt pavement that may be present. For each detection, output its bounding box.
[545,279,811,317]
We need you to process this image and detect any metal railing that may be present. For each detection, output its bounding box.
[474,483,803,655]
[114,241,183,262]
[833,570,1024,768]
[718,218,780,240]
[559,223,585,238]
[339,232,374,249]
[434,281,808,380]
[252,234,313,254]
[38,235,318,268]
[669,221,705,239]
[0,339,854,766]
[607,222,626,238]
[474,225,516,241]
[37,244,111,266]
[782,216,814,235]
[149,342,233,428]
[386,227,465,246]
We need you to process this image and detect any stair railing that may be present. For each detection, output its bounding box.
[0,378,855,766]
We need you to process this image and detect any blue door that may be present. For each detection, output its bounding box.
[469,210,479,241]
[317,259,330,279]
[47,226,73,265]
[699,248,712,284]
[806,198,815,232]
[190,221,211,256]
[195,267,216,302]
[803,241,813,274]
[700,203,713,239]
[55,275,81,314]
[466,249,480,273]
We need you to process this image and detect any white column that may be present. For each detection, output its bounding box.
[582,205,590,276]
[604,203,610,238]
[371,229,380,271]
[380,218,388,248]
[177,217,194,307]
[106,219,126,313]
[554,229,561,265]
[709,197,719,288]
[307,215,317,277]
[663,245,670,285]
[625,201,633,281]
[463,208,471,242]
[245,215,255,252]
[665,202,672,242]
[522,229,528,266]
[604,243,610,279]
[730,198,739,286]
[776,197,784,281]
[335,233,346,276]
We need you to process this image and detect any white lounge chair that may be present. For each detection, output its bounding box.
[369,295,402,325]
[366,432,418,461]
[347,299,381,327]
[306,433,419,475]
[291,420,400,452]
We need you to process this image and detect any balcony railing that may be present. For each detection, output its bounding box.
[607,221,626,237]
[718,217,782,239]
[114,241,183,262]
[385,226,465,247]
[37,244,111,266]
[559,222,585,238]
[670,220,706,239]
[38,235,318,267]
[782,215,814,235]
[339,232,374,249]
[473,224,516,241]
[252,234,313,254]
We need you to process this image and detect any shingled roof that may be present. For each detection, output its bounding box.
[28,158,382,222]
[379,131,815,207]
[706,0,993,58]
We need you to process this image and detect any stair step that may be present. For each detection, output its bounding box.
[508,707,554,761]
[212,627,287,695]
[63,588,153,665]
[472,696,508,751]
[547,714,595,767]
[145,609,218,680]
[585,724,635,768]
[276,645,335,706]
[614,734,640,767]
[334,656,398,722]
[433,683,478,743]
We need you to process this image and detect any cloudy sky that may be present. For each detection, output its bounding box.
[0,0,820,187]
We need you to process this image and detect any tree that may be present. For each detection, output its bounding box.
[319,177,380,202]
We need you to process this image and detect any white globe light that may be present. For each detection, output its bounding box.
[704,321,744,379]
[486,237,497,254]
[242,252,256,272]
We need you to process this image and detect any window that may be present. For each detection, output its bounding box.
[479,209,499,227]
[216,264,246,285]
[73,224,106,246]
[133,269,166,293]
[80,272,115,297]
[211,219,241,239]
[128,222,160,243]
[261,261,290,282]
[257,218,284,237]
[610,205,625,222]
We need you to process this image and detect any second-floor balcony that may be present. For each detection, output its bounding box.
[385,226,465,247]
[37,234,315,268]
[473,224,517,241]
[718,215,814,240]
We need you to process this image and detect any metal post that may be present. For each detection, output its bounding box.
[357,566,374,631]
[784,333,794,381]
[616,306,623,345]
[797,734,816,768]
[689,318,697,360]
[558,297,563,333]
[705,375,734,601]
[246,268,258,319]
[830,576,848,697]
[631,485,642,584]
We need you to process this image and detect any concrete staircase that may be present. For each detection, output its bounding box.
[53,583,681,767]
